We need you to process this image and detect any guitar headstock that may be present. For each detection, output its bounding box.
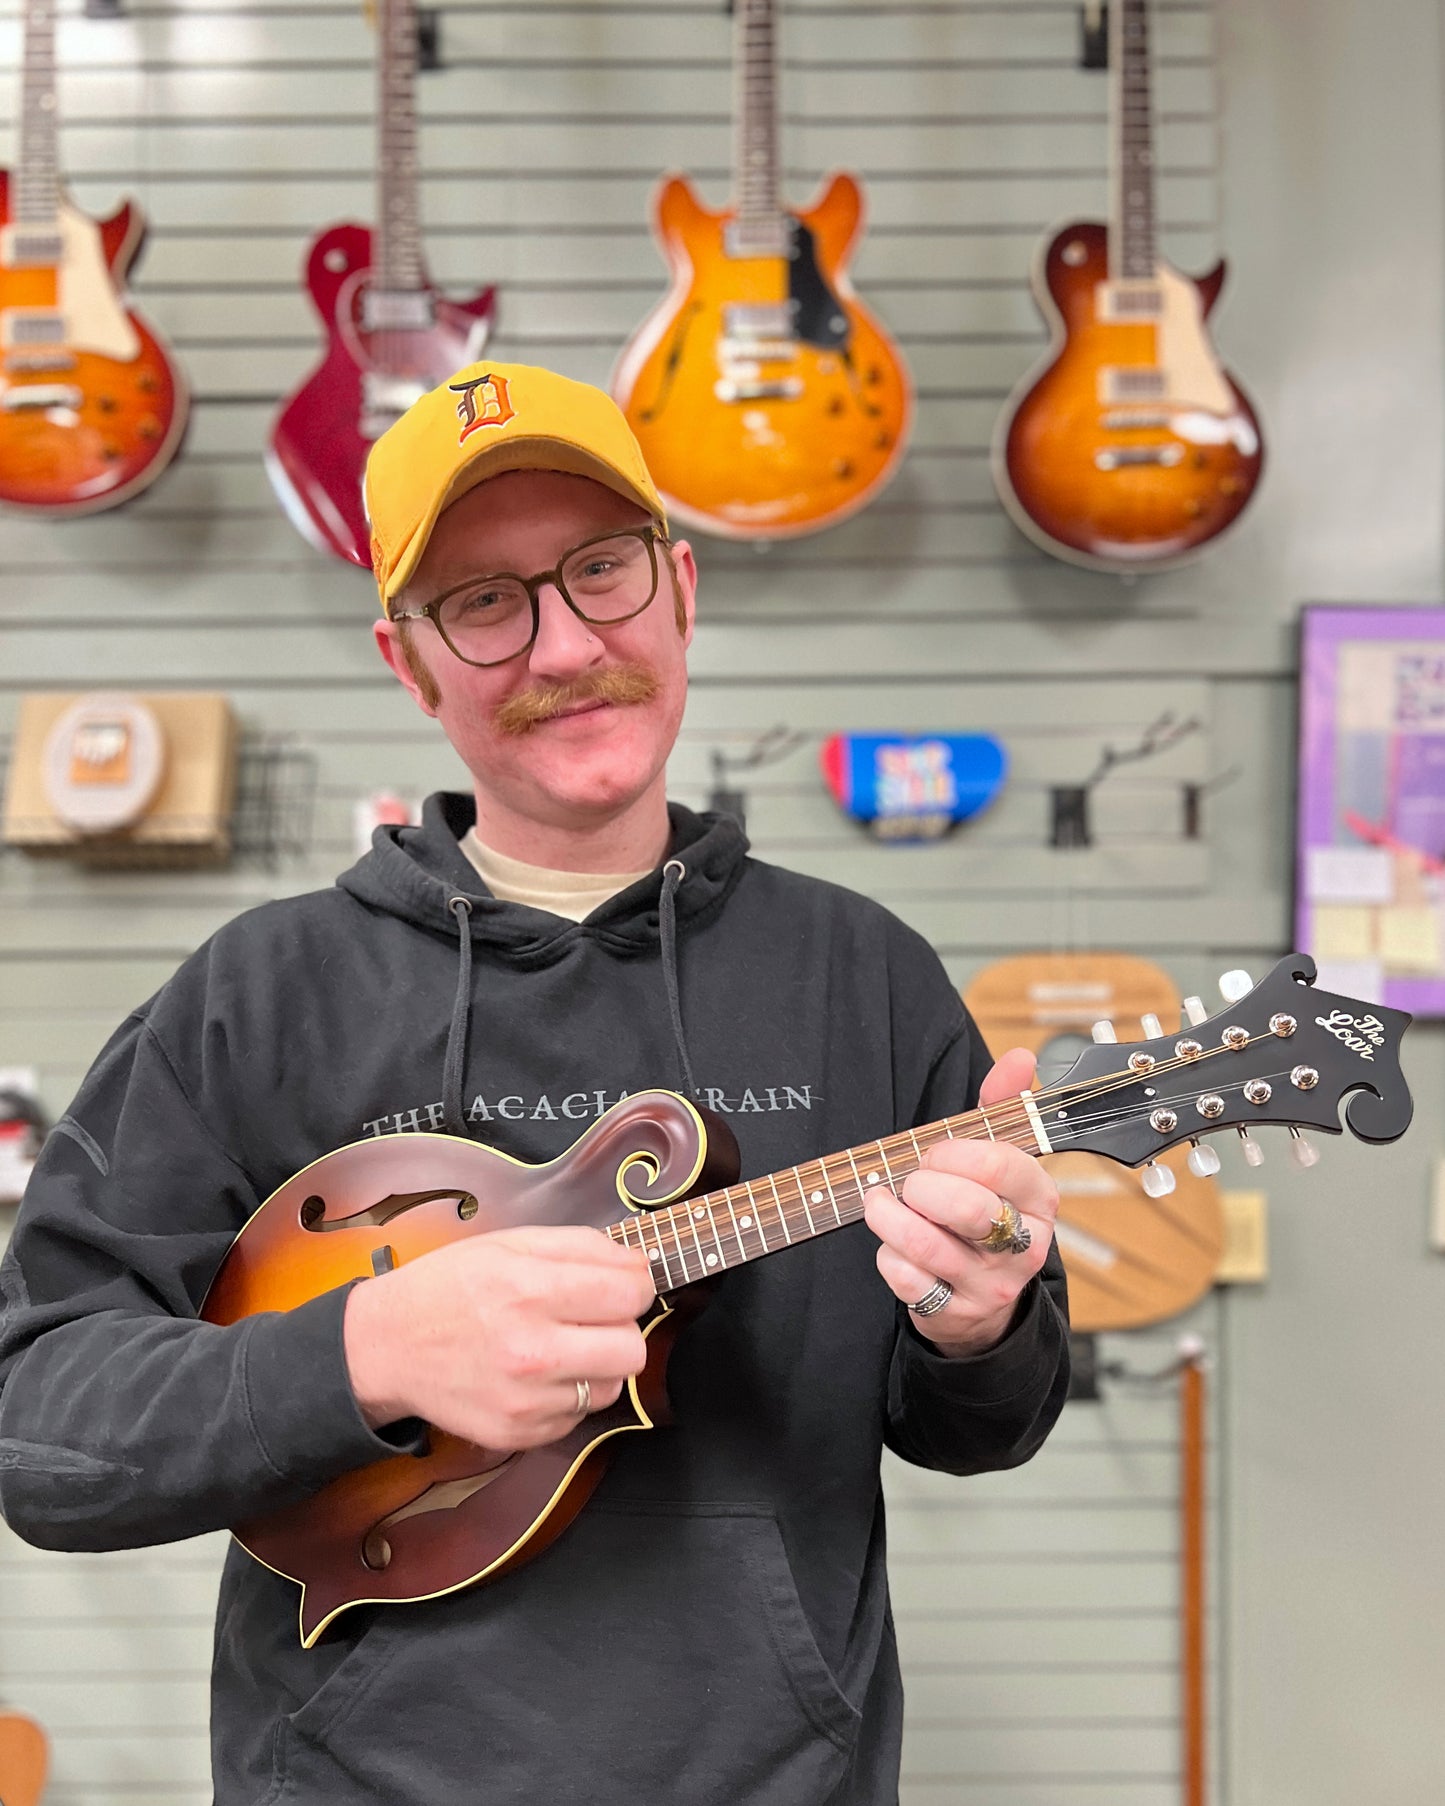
[1046,955,1413,1184]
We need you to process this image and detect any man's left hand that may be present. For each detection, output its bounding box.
[863,1047,1059,1357]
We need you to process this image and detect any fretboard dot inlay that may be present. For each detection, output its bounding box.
[706,1253,719,1267]
[648,1247,663,1261]
[810,1191,823,1204]
[866,1172,879,1184]
[740,1214,753,1228]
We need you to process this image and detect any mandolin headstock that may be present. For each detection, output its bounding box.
[1046,955,1413,1183]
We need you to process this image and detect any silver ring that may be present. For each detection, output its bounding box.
[980,1200,1032,1256]
[907,1278,953,1317]
[574,1378,592,1416]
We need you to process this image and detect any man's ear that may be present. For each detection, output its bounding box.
[374,618,441,718]
[669,539,699,648]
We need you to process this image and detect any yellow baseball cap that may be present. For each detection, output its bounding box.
[364,361,668,616]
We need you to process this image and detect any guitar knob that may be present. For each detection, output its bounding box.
[1218,969,1254,1002]
[1141,1161,1177,1198]
[1091,1020,1118,1044]
[1140,1013,1163,1039]
[1186,1139,1221,1178]
[1288,1128,1321,1170]
[1237,1128,1265,1167]
[1183,994,1209,1026]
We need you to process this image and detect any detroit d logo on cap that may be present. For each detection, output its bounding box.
[449,372,516,442]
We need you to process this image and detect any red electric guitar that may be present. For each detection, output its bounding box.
[0,0,187,514]
[266,0,497,567]
[992,0,1263,570]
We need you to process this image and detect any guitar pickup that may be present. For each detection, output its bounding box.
[361,288,437,333]
[722,302,797,342]
[0,382,83,412]
[1,229,64,268]
[1100,367,1168,403]
[714,376,805,403]
[1096,283,1164,320]
[717,338,796,364]
[2,312,67,348]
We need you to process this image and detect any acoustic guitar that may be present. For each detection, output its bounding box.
[610,0,911,541]
[265,0,497,567]
[0,1711,48,1806]
[0,0,187,514]
[991,0,1263,570]
[201,955,1412,1645]
[965,952,1225,1333]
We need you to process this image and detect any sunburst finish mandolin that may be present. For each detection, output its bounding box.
[992,0,1262,570]
[202,957,1411,1646]
[611,0,910,540]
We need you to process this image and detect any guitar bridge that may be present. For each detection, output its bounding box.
[714,376,805,403]
[0,382,82,412]
[1095,443,1185,471]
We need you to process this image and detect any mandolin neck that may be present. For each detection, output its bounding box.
[607,1095,1045,1292]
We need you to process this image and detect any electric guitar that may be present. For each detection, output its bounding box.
[992,0,1263,570]
[0,1710,48,1806]
[201,955,1412,1646]
[610,0,911,541]
[266,0,497,568]
[0,0,187,514]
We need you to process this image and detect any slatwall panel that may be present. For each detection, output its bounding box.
[0,2,1248,1801]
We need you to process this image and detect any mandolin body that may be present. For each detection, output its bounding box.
[993,221,1263,570]
[201,1091,734,1646]
[612,172,912,540]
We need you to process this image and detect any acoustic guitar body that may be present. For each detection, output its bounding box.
[0,1711,48,1806]
[267,222,497,568]
[0,174,187,514]
[612,172,912,540]
[201,1092,736,1646]
[994,222,1263,571]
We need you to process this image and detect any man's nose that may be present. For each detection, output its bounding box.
[527,581,603,678]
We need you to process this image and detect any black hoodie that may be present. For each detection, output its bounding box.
[0,796,1069,1805]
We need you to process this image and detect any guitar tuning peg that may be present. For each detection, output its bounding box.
[1140,1160,1177,1198]
[1183,994,1209,1026]
[1288,1127,1321,1170]
[1091,1019,1118,1044]
[1218,968,1254,1002]
[1140,1012,1164,1039]
[1236,1127,1265,1167]
[1186,1139,1221,1178]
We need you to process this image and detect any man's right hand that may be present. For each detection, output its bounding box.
[342,1226,657,1450]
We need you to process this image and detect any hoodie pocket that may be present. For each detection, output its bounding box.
[270,1501,864,1806]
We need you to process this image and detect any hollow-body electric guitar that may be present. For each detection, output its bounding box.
[992,0,1263,570]
[610,0,911,541]
[203,955,1411,1645]
[0,0,187,514]
[266,0,496,567]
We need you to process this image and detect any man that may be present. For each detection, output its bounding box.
[0,363,1069,1805]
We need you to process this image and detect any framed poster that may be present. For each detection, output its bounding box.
[1297,605,1445,1016]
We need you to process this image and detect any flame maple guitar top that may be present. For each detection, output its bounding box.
[612,172,912,539]
[994,222,1263,570]
[0,174,187,514]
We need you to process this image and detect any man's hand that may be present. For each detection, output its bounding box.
[863,1047,1059,1357]
[343,1225,657,1449]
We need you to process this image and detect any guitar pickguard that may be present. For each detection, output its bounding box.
[786,220,849,350]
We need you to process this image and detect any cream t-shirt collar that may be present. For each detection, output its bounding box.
[459,826,653,924]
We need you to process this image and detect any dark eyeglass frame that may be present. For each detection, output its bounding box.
[391,523,668,668]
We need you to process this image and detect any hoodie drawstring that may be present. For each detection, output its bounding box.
[659,858,699,1100]
[442,895,474,1136]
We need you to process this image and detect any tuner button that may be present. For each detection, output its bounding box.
[1288,1128,1321,1170]
[1183,994,1209,1026]
[1091,1020,1118,1044]
[1219,969,1254,1002]
[1237,1127,1265,1167]
[1187,1139,1222,1179]
[1140,1012,1164,1039]
[1141,1160,1177,1198]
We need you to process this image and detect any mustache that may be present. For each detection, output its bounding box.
[491,664,660,737]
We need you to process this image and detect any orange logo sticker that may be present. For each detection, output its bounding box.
[450,373,516,442]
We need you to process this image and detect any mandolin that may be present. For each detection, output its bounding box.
[991,0,1263,570]
[610,0,911,541]
[265,0,496,568]
[202,955,1411,1645]
[0,1711,48,1806]
[0,0,187,515]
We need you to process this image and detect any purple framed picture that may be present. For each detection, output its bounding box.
[1297,605,1445,1017]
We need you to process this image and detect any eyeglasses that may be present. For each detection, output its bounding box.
[391,523,668,668]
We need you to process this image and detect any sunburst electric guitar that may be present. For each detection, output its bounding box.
[0,0,187,514]
[611,0,911,541]
[266,0,496,567]
[992,0,1263,570]
[202,955,1411,1645]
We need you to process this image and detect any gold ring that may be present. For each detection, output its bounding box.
[980,1201,1032,1256]
[575,1378,592,1416]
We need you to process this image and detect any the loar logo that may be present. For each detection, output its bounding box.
[1315,1008,1387,1062]
[450,371,516,442]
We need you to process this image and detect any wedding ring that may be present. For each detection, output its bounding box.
[574,1378,592,1416]
[980,1200,1032,1256]
[907,1278,953,1318]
